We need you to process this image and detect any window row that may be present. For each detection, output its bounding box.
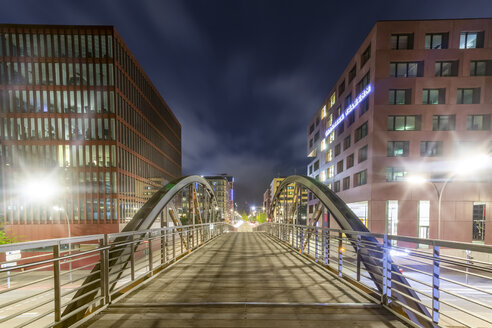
[0,32,113,59]
[0,61,114,86]
[0,143,117,168]
[332,169,367,192]
[387,114,490,131]
[389,88,481,105]
[0,117,116,142]
[390,60,492,78]
[0,90,115,114]
[390,31,484,50]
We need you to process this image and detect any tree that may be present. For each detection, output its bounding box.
[241,211,249,221]
[257,213,267,224]
[0,222,15,245]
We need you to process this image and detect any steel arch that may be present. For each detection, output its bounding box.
[270,175,433,328]
[62,175,219,326]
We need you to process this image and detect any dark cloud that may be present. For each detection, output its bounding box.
[1,0,491,210]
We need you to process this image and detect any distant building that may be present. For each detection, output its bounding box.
[204,175,234,223]
[306,19,492,243]
[0,24,181,240]
[265,177,308,224]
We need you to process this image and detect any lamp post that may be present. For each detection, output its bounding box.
[407,153,490,240]
[54,206,72,282]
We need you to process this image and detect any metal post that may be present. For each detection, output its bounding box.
[386,236,392,305]
[338,232,343,278]
[53,245,61,323]
[315,228,319,263]
[103,234,110,305]
[300,226,304,254]
[356,235,361,282]
[433,245,440,325]
[130,235,135,281]
[324,228,329,265]
[172,228,176,261]
[382,234,388,305]
[148,236,153,275]
[99,238,106,306]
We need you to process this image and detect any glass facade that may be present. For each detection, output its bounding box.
[0,25,181,232]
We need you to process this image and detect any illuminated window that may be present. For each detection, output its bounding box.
[327,113,333,128]
[320,170,326,182]
[326,149,333,163]
[459,32,484,49]
[329,93,336,108]
[321,105,327,119]
[386,200,398,236]
[328,165,335,178]
[385,167,407,182]
[328,131,335,144]
[418,201,430,240]
[320,138,327,151]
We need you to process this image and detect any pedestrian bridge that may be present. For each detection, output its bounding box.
[1,175,492,328]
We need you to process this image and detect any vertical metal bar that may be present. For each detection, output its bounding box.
[130,235,135,281]
[315,228,319,263]
[356,235,361,282]
[324,228,329,265]
[148,235,153,274]
[386,236,392,305]
[103,234,110,305]
[382,234,388,305]
[338,232,343,278]
[99,238,106,306]
[300,226,304,254]
[433,245,440,325]
[53,245,61,323]
[192,227,195,249]
[172,228,176,260]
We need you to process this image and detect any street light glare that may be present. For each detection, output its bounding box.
[406,175,426,185]
[22,178,60,203]
[452,154,490,176]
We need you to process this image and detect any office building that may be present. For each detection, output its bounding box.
[307,19,492,243]
[0,24,181,240]
[265,177,308,224]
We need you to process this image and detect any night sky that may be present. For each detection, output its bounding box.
[1,0,491,211]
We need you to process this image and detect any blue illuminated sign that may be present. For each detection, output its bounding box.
[230,189,234,201]
[325,84,372,137]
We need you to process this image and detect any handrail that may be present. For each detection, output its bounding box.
[256,222,492,328]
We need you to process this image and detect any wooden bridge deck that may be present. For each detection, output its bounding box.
[82,232,407,328]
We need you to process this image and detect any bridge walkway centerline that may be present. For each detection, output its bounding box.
[81,232,408,327]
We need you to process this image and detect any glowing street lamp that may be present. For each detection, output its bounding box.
[20,175,73,281]
[407,153,490,240]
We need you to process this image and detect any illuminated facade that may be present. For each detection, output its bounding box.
[0,24,181,240]
[307,19,492,244]
[204,175,234,223]
[265,177,308,223]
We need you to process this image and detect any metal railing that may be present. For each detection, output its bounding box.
[0,222,232,328]
[256,222,492,328]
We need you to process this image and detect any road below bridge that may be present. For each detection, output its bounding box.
[82,232,407,327]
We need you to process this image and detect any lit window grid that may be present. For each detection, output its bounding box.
[0,27,181,225]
